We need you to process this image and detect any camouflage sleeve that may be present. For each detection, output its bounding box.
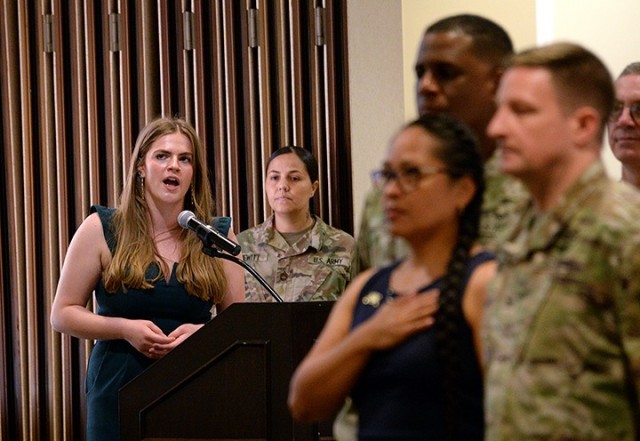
[308,226,356,301]
[480,166,530,251]
[355,188,407,270]
[236,227,267,302]
[349,243,360,281]
[355,189,377,271]
[616,226,640,401]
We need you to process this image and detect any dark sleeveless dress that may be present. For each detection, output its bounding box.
[350,252,494,441]
[85,205,228,441]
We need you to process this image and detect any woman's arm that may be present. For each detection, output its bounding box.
[462,258,497,368]
[288,269,439,422]
[50,213,174,357]
[288,271,371,421]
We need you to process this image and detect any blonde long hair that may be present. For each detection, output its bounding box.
[103,117,227,302]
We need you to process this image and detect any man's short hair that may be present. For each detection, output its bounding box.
[425,14,513,67]
[619,62,640,78]
[507,42,614,128]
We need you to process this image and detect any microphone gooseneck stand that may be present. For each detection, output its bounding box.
[201,245,284,303]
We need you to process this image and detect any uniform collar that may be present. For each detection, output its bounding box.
[258,214,325,252]
[500,161,606,263]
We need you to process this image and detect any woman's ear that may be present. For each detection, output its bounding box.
[310,180,319,197]
[454,176,477,212]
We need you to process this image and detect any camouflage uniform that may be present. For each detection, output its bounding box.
[238,214,357,302]
[480,152,529,250]
[483,161,640,441]
[355,187,408,271]
[355,150,529,271]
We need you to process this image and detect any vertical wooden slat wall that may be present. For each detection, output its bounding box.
[0,0,351,439]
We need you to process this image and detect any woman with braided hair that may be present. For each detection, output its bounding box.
[288,113,495,441]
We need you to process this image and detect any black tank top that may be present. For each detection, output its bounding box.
[350,251,494,441]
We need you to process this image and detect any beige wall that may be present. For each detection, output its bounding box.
[349,0,640,233]
[347,0,406,232]
[540,0,640,179]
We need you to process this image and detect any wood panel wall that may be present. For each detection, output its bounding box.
[0,1,352,439]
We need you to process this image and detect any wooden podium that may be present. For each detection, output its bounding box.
[119,301,334,441]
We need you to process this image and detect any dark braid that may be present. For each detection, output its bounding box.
[406,114,485,441]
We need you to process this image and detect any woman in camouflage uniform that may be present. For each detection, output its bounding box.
[238,146,357,302]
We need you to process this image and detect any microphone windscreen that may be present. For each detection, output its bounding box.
[177,210,195,229]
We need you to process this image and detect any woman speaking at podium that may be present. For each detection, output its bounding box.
[50,117,244,441]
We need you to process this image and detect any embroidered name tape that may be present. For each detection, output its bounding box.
[309,256,348,266]
[243,254,267,262]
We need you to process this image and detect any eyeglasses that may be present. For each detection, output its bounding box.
[609,101,640,125]
[371,166,447,192]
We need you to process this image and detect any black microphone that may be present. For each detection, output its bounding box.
[178,210,242,256]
